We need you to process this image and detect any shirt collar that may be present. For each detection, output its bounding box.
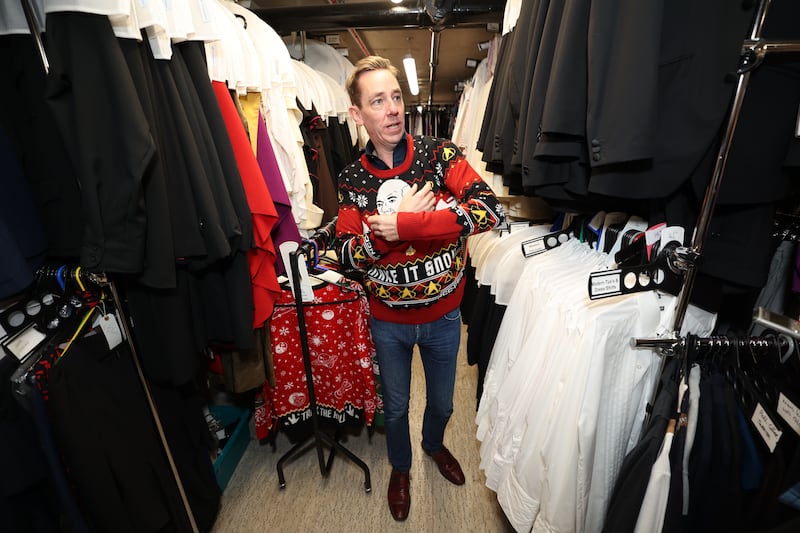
[364,135,408,170]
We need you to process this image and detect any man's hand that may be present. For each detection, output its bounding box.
[368,182,434,242]
[367,213,400,241]
[399,182,435,213]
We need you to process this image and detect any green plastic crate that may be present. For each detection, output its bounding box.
[209,405,251,491]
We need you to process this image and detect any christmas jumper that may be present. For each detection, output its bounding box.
[336,134,505,324]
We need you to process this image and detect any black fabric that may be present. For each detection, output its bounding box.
[147,43,231,267]
[47,334,191,533]
[465,285,506,406]
[178,41,253,255]
[298,101,339,224]
[0,126,47,299]
[125,268,206,387]
[686,370,744,533]
[27,387,92,533]
[149,382,221,533]
[117,36,177,289]
[44,12,152,273]
[0,376,63,533]
[0,34,83,259]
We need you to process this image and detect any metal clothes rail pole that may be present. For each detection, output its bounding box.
[19,0,48,73]
[667,0,800,337]
[637,0,800,429]
[106,280,200,533]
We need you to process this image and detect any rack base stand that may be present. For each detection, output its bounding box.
[277,429,372,492]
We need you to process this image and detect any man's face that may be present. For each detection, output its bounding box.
[349,69,406,156]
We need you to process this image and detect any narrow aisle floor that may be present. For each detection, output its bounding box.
[211,325,514,533]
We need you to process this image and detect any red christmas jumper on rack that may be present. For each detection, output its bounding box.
[255,278,380,441]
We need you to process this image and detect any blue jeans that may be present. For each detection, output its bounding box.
[370,308,462,472]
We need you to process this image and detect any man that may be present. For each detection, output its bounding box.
[336,56,505,521]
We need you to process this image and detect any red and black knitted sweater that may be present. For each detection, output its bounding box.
[336,134,505,324]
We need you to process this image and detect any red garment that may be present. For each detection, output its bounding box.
[212,81,281,328]
[254,279,379,441]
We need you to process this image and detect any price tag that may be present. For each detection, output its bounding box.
[3,324,46,361]
[99,312,124,350]
[778,393,800,437]
[752,403,782,453]
[521,237,546,257]
[589,270,622,298]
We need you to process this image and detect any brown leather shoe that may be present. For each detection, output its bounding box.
[424,445,465,485]
[388,469,410,521]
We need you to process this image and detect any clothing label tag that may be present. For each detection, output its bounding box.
[778,393,800,437]
[589,270,622,298]
[316,269,345,284]
[279,242,315,303]
[3,324,46,361]
[99,313,124,350]
[660,226,685,248]
[752,403,782,453]
[521,237,546,257]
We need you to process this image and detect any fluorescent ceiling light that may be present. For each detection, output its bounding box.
[403,54,419,96]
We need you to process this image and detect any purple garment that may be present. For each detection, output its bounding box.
[256,110,302,274]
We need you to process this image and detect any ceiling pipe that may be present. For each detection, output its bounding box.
[427,27,442,107]
[326,0,371,57]
[252,0,504,33]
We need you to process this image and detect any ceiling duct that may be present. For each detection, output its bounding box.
[425,0,456,26]
[252,0,504,33]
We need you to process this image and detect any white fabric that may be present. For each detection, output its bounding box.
[682,364,701,515]
[502,0,523,35]
[44,0,129,15]
[186,0,220,42]
[133,0,171,59]
[109,0,140,40]
[284,37,354,86]
[473,235,717,533]
[633,428,675,533]
[0,0,44,35]
[219,1,318,230]
[451,52,504,195]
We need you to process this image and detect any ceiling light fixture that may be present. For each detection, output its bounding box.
[403,54,419,96]
[391,0,403,4]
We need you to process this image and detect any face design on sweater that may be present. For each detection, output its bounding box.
[375,179,409,215]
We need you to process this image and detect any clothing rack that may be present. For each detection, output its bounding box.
[633,331,790,352]
[16,1,199,527]
[19,266,201,533]
[276,217,372,492]
[656,0,800,340]
[636,0,800,427]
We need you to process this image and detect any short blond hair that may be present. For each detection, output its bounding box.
[346,55,399,107]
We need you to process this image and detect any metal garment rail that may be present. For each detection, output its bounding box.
[276,218,372,492]
[664,0,800,339]
[635,0,800,427]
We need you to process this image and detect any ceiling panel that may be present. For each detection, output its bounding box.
[247,0,502,108]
